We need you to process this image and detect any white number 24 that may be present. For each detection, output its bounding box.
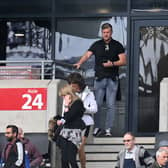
[22,94,44,110]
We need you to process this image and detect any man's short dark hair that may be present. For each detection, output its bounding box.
[101,23,113,32]
[124,131,135,139]
[6,125,18,136]
[67,72,86,91]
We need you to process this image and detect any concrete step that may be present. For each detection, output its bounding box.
[77,152,118,161]
[91,137,155,144]
[85,144,154,153]
[78,161,116,168]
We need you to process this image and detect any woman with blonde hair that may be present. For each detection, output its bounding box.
[67,72,97,168]
[57,85,85,168]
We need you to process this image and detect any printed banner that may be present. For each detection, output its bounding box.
[0,88,47,110]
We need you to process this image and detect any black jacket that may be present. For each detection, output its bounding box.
[149,161,165,168]
[3,139,24,168]
[63,99,85,130]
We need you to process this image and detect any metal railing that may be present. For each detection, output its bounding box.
[0,60,84,80]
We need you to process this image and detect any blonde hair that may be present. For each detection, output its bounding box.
[59,85,79,105]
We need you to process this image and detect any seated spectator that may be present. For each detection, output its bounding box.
[18,128,43,168]
[115,132,154,168]
[150,148,168,168]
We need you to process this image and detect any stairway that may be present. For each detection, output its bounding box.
[78,137,155,168]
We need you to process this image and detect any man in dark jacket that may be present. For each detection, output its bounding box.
[157,140,168,168]
[150,148,168,168]
[18,128,43,168]
[2,125,24,168]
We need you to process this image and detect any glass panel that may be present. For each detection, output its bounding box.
[55,0,127,16]
[55,17,127,136]
[6,20,52,60]
[0,19,51,79]
[132,0,168,11]
[138,26,168,132]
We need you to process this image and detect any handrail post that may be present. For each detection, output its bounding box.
[41,61,45,80]
[52,60,55,80]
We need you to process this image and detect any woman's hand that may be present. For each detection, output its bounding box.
[57,120,62,126]
[63,94,72,106]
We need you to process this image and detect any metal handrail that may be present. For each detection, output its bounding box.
[0,60,84,80]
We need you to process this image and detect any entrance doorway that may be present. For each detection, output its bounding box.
[131,19,168,135]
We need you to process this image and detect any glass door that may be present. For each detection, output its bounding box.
[131,20,168,135]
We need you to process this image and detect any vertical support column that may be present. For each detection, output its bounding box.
[159,78,168,131]
[50,141,62,168]
[41,61,45,80]
[51,0,55,61]
[0,21,7,66]
[47,79,66,168]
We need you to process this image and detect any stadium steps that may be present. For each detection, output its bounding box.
[77,137,155,168]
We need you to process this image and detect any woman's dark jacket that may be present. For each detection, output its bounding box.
[63,99,85,130]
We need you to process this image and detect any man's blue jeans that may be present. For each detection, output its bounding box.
[94,78,118,130]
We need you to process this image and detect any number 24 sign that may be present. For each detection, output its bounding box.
[0,88,47,110]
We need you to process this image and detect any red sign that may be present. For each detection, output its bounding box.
[0,88,47,110]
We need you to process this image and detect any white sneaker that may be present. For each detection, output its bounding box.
[93,128,100,136]
[105,128,112,136]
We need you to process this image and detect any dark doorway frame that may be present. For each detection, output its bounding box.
[128,18,168,136]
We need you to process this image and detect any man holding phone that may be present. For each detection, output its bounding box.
[74,23,126,136]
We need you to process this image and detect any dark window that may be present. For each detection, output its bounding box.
[0,0,52,17]
[55,0,127,16]
[131,0,168,11]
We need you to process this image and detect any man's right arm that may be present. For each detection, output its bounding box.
[74,51,93,69]
[30,144,43,167]
[139,147,155,167]
[14,142,24,168]
[115,153,120,168]
[26,141,42,167]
